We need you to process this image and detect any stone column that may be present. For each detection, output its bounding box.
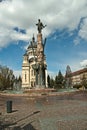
[45,69,48,88]
[37,33,44,63]
[36,33,46,88]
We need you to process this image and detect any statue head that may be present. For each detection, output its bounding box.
[38,19,40,22]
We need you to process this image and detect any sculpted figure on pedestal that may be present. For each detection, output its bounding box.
[36,19,46,33]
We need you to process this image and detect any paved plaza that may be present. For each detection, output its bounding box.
[0,90,87,130]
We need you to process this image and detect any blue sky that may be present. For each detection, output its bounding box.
[0,0,87,77]
[45,29,87,76]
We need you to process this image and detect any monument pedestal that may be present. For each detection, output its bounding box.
[36,85,46,89]
[24,88,57,95]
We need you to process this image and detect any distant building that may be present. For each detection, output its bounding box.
[71,68,87,86]
[22,35,47,89]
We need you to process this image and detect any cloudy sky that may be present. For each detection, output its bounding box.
[0,0,87,77]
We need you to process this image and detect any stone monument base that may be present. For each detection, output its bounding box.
[35,85,46,89]
[24,88,57,95]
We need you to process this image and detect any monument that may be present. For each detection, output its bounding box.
[22,19,47,89]
[35,19,47,88]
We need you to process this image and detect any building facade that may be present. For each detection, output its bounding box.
[71,68,87,86]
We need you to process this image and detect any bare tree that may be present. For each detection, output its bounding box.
[0,65,15,90]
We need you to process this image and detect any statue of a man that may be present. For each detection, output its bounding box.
[36,19,46,33]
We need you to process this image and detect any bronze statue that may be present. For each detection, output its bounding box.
[36,19,46,33]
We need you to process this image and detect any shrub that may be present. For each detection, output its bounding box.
[73,84,82,89]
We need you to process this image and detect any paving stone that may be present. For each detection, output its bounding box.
[0,91,87,130]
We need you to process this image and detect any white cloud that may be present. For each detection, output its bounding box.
[0,0,87,48]
[0,26,30,48]
[78,18,87,40]
[73,37,80,45]
[80,60,87,67]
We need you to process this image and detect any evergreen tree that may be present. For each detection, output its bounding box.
[65,65,72,88]
[55,75,58,88]
[47,75,51,88]
[47,75,55,88]
[50,78,54,88]
[54,70,64,89]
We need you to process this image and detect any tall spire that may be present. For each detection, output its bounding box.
[32,34,35,42]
